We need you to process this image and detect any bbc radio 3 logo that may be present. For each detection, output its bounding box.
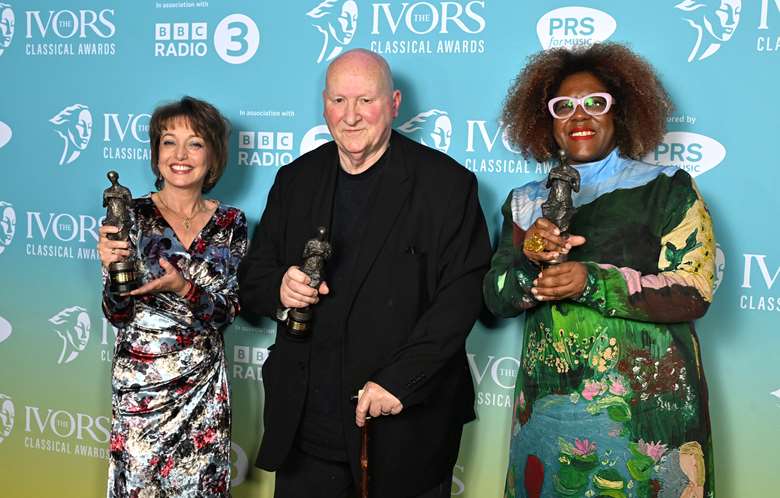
[0,393,14,445]
[0,3,14,57]
[537,7,616,49]
[237,130,294,167]
[0,200,15,256]
[232,345,269,381]
[398,109,452,153]
[307,0,358,64]
[155,13,259,64]
[676,0,741,62]
[300,124,332,156]
[644,132,726,177]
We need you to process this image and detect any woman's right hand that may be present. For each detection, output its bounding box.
[98,225,131,268]
[523,217,586,265]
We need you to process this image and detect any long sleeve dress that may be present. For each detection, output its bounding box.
[103,196,247,498]
[483,149,716,498]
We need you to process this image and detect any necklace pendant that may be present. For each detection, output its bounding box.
[183,219,191,230]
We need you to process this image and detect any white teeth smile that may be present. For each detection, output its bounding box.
[571,131,595,137]
[171,164,192,172]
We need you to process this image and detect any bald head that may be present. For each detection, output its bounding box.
[325,48,395,96]
[322,48,402,172]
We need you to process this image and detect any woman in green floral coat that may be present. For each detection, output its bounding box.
[484,43,716,498]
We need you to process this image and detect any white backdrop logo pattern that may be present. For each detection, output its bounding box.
[536,7,616,49]
[49,306,91,365]
[0,3,14,56]
[23,8,117,56]
[0,315,11,345]
[676,0,741,62]
[307,0,358,64]
[0,200,15,255]
[0,394,14,445]
[299,124,333,155]
[214,14,260,64]
[230,441,249,487]
[49,104,92,165]
[398,109,453,153]
[714,244,725,294]
[0,120,11,148]
[644,131,726,178]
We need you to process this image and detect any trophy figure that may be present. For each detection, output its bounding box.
[285,226,333,338]
[541,150,580,264]
[103,171,139,294]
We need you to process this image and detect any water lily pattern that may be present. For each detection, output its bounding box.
[485,151,715,498]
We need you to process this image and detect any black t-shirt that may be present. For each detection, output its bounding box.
[297,150,388,461]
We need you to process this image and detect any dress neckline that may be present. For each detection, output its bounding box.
[144,193,221,252]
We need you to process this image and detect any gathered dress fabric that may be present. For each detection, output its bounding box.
[103,196,247,498]
[484,150,716,498]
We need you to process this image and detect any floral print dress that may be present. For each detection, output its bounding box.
[103,196,247,498]
[483,150,716,498]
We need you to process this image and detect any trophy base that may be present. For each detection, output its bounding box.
[285,307,312,340]
[109,260,139,295]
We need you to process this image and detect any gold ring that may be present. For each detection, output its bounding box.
[523,233,545,253]
[111,248,116,255]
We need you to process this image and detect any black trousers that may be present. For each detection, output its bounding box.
[274,447,453,498]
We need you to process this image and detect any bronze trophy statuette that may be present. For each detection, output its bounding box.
[541,150,580,264]
[285,226,333,339]
[103,170,139,294]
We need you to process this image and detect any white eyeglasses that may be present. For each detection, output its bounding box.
[547,92,614,119]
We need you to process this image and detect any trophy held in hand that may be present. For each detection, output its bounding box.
[103,171,139,294]
[285,226,333,339]
[541,150,580,264]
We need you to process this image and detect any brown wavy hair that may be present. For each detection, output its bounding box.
[149,96,230,193]
[501,43,672,162]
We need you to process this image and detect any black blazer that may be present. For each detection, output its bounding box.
[238,131,491,497]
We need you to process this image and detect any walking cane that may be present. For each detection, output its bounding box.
[354,389,370,498]
[360,417,370,498]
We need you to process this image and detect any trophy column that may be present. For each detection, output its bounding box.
[103,170,140,294]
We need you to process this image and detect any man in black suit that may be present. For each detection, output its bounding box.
[238,48,491,498]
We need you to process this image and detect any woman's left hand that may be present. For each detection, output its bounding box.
[125,258,191,298]
[532,262,588,301]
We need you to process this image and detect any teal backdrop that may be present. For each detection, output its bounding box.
[0,1,778,497]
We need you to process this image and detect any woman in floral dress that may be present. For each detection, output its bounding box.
[98,97,247,497]
[484,44,716,498]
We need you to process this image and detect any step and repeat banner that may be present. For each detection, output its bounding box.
[0,1,778,497]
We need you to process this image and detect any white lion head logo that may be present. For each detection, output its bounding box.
[676,0,741,62]
[307,0,358,64]
[49,306,91,364]
[0,200,15,255]
[0,393,14,444]
[398,109,453,153]
[0,4,14,56]
[49,104,93,165]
